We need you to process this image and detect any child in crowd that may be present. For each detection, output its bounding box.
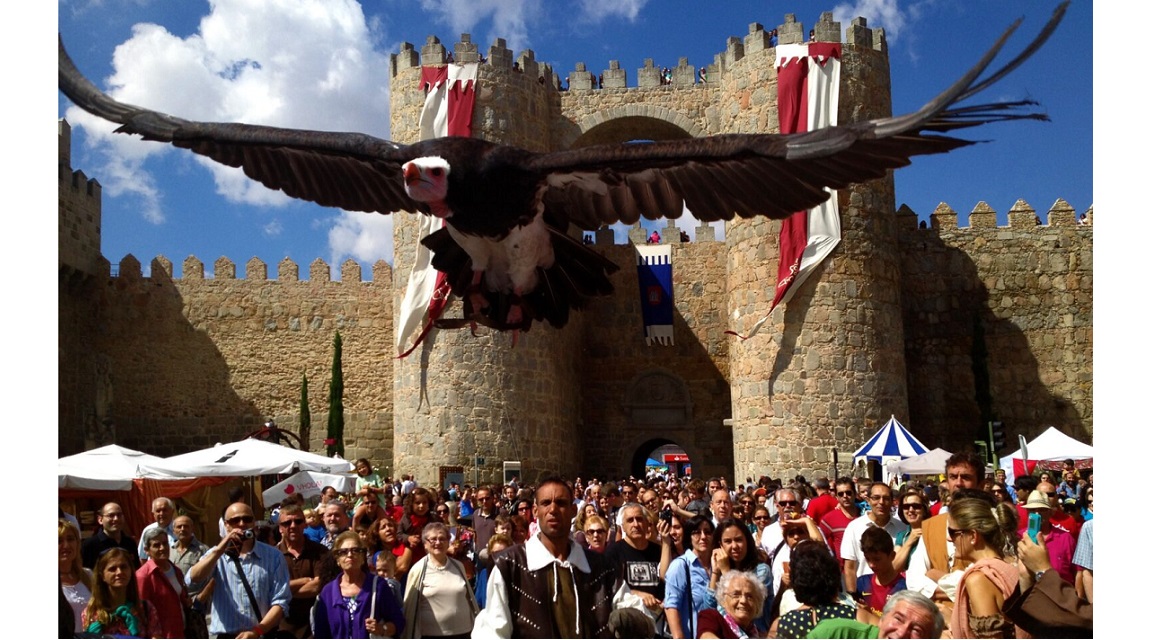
[855,526,907,620]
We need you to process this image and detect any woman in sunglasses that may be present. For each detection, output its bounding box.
[893,488,927,573]
[583,514,612,554]
[313,530,405,639]
[946,498,1021,638]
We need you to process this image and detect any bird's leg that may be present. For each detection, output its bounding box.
[467,270,489,312]
[510,329,520,348]
[505,290,524,327]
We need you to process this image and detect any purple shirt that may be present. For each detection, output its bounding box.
[312,573,405,639]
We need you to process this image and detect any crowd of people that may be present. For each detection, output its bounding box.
[59,454,1093,638]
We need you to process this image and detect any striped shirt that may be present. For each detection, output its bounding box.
[188,541,292,635]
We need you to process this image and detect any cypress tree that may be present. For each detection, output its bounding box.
[299,370,311,448]
[326,331,345,457]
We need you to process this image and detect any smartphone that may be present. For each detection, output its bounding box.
[1027,512,1042,542]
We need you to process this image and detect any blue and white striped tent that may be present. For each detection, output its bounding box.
[853,415,929,464]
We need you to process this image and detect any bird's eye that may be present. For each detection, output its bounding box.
[430,168,443,177]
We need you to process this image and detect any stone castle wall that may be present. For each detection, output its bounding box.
[59,10,1092,483]
[898,200,1093,450]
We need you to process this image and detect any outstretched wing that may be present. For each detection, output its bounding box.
[58,36,421,216]
[528,3,1067,229]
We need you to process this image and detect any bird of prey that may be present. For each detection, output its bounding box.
[58,4,1065,335]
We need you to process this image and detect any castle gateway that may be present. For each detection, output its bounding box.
[59,13,1091,485]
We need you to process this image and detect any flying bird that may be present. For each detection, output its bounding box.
[58,4,1065,335]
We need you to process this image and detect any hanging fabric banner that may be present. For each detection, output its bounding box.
[635,244,675,346]
[396,62,478,357]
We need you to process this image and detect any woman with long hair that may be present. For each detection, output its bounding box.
[401,522,478,639]
[658,510,687,580]
[947,497,1021,638]
[707,518,773,634]
[893,488,927,572]
[60,519,94,634]
[990,482,1015,506]
[371,516,413,584]
[663,515,716,639]
[82,547,161,638]
[313,530,405,639]
[771,541,855,639]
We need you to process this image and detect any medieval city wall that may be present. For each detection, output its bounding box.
[59,11,1092,483]
[898,200,1093,451]
[71,251,395,461]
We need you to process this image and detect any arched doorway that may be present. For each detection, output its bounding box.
[630,438,691,480]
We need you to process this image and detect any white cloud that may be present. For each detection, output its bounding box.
[832,0,908,41]
[263,219,284,236]
[418,0,542,53]
[576,0,649,22]
[66,0,393,222]
[327,211,395,268]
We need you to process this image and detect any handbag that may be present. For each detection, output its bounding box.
[369,574,392,639]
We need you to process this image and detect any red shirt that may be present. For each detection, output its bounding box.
[818,507,857,570]
[807,493,838,523]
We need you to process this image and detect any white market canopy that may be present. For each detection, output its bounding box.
[887,447,953,477]
[59,444,171,490]
[138,439,353,478]
[999,426,1092,482]
[262,470,357,505]
[853,415,930,464]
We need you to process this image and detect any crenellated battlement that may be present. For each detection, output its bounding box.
[390,11,887,93]
[107,254,394,283]
[896,198,1093,232]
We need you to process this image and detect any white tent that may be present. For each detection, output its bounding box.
[138,439,353,478]
[887,447,953,477]
[998,426,1093,484]
[59,444,170,490]
[262,470,356,505]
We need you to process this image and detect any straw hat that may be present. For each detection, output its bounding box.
[1022,490,1051,510]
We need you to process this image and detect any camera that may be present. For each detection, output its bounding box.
[240,529,255,540]
[659,507,673,523]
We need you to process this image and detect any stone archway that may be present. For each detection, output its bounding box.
[560,106,705,149]
[629,437,691,479]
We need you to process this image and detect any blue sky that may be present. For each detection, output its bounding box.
[53,0,1092,278]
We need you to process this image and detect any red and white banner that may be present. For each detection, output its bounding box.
[731,43,841,341]
[396,63,478,357]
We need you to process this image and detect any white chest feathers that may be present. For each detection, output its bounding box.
[446,211,555,295]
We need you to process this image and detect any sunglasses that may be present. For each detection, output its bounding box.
[777,500,799,507]
[279,517,306,527]
[901,504,924,511]
[753,515,770,521]
[334,547,367,557]
[836,491,855,497]
[586,529,607,535]
[227,515,255,526]
[946,527,968,540]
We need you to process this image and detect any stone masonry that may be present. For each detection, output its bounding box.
[59,12,1091,486]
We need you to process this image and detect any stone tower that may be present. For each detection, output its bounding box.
[386,13,910,484]
[389,36,586,486]
[725,15,910,481]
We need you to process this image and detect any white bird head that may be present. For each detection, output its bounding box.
[402,156,451,205]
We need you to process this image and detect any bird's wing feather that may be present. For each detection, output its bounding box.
[58,36,421,216]
[528,3,1066,229]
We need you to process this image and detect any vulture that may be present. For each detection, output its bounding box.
[58,4,1065,336]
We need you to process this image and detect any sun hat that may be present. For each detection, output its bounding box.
[1022,490,1051,510]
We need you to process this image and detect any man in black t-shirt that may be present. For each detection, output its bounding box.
[604,503,665,608]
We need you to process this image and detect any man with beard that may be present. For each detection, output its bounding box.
[473,477,632,638]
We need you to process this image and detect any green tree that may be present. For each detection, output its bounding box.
[299,370,311,449]
[326,331,345,457]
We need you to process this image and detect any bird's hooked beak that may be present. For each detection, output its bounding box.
[403,163,421,186]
